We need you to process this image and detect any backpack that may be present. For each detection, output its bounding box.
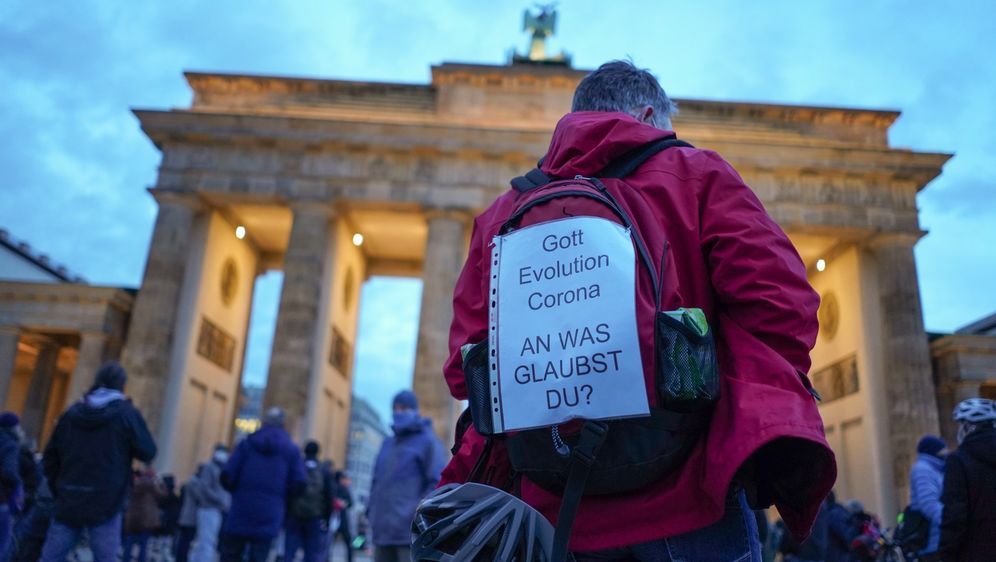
[460,136,719,561]
[290,464,326,520]
[894,504,930,556]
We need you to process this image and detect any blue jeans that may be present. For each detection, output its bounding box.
[123,530,152,562]
[40,512,122,562]
[573,490,762,562]
[284,516,323,562]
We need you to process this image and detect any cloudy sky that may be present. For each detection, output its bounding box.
[2,1,994,424]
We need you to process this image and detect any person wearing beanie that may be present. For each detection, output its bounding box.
[39,361,157,562]
[909,434,947,557]
[219,406,306,562]
[367,390,444,562]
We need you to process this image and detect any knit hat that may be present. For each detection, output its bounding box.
[92,361,127,392]
[263,407,285,428]
[304,440,320,459]
[917,435,947,457]
[0,411,19,429]
[392,390,418,411]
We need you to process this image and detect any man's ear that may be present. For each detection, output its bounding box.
[639,105,655,124]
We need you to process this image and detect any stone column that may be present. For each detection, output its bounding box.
[121,193,201,435]
[21,342,59,442]
[0,327,19,409]
[65,332,108,407]
[264,204,335,439]
[869,233,940,507]
[413,209,470,446]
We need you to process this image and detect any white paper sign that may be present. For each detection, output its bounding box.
[488,216,649,432]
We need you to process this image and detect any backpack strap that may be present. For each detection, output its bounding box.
[510,135,694,193]
[551,420,609,562]
[598,135,693,179]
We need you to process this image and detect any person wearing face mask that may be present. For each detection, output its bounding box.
[367,391,445,562]
[190,444,231,562]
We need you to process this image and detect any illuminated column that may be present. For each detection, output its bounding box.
[413,208,470,446]
[65,332,108,407]
[265,203,336,439]
[21,341,59,441]
[0,327,19,408]
[869,232,940,507]
[122,192,202,434]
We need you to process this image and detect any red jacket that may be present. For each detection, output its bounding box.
[440,111,836,551]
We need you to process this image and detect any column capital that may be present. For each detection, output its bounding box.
[289,200,337,218]
[149,188,206,212]
[865,230,926,251]
[423,206,473,224]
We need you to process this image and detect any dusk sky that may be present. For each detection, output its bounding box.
[2,1,994,424]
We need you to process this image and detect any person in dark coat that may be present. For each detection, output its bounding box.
[123,468,165,562]
[157,475,182,554]
[939,398,996,562]
[331,471,355,562]
[368,391,444,562]
[284,440,333,562]
[824,492,857,562]
[39,361,157,562]
[219,407,307,562]
[0,412,23,558]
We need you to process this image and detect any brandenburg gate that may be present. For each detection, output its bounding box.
[122,59,948,522]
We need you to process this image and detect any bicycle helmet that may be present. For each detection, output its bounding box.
[412,482,555,562]
[952,398,996,423]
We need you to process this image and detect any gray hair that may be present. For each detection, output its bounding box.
[572,60,677,128]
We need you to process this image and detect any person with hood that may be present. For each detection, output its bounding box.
[909,435,946,558]
[284,440,334,562]
[39,361,157,562]
[219,407,306,562]
[939,398,996,562]
[368,391,444,562]
[0,412,23,559]
[440,60,833,559]
[190,445,231,562]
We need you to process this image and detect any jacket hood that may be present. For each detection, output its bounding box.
[915,452,945,471]
[540,111,674,179]
[247,425,290,456]
[68,395,129,429]
[393,415,432,437]
[961,427,996,468]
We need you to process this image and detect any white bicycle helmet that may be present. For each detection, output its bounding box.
[952,398,996,424]
[411,483,555,562]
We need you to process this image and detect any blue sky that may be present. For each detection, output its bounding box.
[2,1,994,423]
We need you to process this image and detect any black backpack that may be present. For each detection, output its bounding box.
[290,464,326,520]
[895,504,930,556]
[461,137,719,561]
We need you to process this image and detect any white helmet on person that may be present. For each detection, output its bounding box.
[953,398,996,424]
[411,482,555,562]
[953,397,996,444]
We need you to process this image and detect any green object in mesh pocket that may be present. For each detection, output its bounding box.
[656,308,720,406]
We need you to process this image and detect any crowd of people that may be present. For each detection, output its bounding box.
[0,363,445,562]
[3,59,996,562]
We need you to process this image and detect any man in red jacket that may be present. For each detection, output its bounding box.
[440,60,836,560]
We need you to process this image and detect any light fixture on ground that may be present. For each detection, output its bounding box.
[235,225,246,240]
[352,233,364,247]
[816,258,827,272]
